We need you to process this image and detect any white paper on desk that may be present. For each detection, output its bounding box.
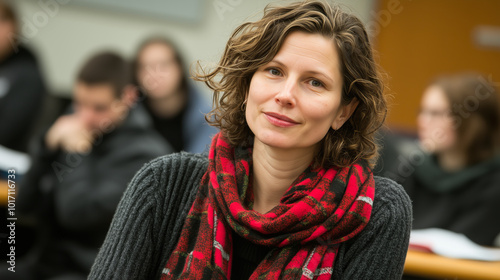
[410,228,500,261]
[0,145,31,174]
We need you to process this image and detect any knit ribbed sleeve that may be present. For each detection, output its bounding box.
[88,152,208,280]
[333,176,413,280]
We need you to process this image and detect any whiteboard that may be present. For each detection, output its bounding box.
[68,0,206,23]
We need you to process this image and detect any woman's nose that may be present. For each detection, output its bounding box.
[275,78,297,107]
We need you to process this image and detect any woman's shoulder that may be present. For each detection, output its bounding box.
[374,176,411,202]
[145,151,209,170]
[147,151,208,174]
[128,152,209,194]
[372,176,412,221]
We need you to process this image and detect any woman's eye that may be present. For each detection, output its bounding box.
[309,79,323,88]
[269,68,281,76]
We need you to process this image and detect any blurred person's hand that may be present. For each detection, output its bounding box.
[46,115,94,154]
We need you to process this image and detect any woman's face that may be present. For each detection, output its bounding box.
[246,31,356,152]
[136,43,183,99]
[417,86,457,153]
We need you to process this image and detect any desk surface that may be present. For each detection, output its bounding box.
[405,249,500,280]
[0,180,9,206]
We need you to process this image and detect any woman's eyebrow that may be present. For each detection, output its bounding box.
[268,59,335,84]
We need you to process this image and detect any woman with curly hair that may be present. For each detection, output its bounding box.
[406,73,500,247]
[89,1,412,279]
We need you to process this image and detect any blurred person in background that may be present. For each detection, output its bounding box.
[404,73,500,247]
[134,36,217,153]
[0,52,172,280]
[0,0,46,153]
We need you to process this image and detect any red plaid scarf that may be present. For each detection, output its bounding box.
[161,132,375,279]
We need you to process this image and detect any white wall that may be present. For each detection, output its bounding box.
[13,0,373,97]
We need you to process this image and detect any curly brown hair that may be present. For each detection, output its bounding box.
[196,0,387,168]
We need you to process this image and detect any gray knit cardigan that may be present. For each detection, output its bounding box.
[88,152,412,279]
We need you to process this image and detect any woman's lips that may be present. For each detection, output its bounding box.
[264,112,299,127]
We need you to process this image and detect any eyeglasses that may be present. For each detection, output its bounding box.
[417,108,452,119]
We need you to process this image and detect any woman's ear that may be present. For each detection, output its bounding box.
[332,98,359,130]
